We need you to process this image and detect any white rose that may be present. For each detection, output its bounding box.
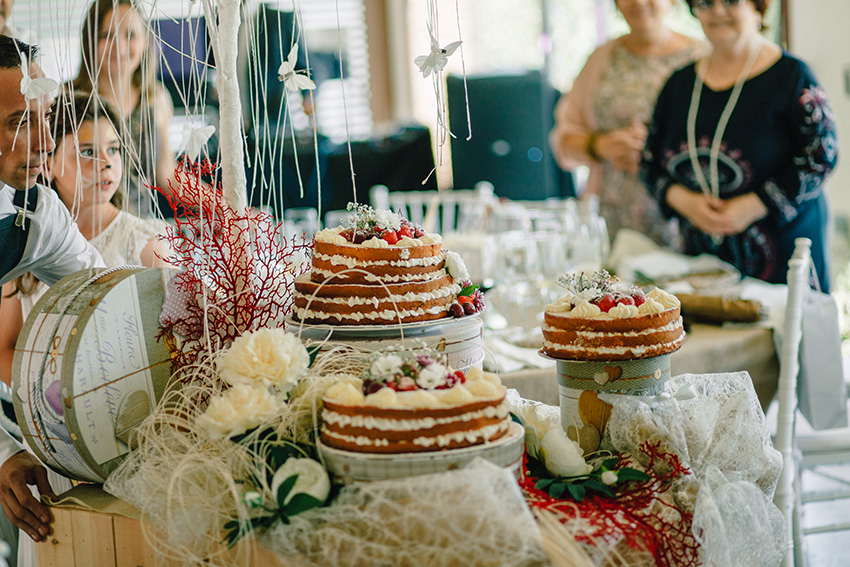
[271,458,331,506]
[540,427,592,477]
[416,363,448,389]
[370,354,403,379]
[444,251,470,282]
[196,384,282,441]
[601,470,618,486]
[372,210,402,231]
[218,328,309,394]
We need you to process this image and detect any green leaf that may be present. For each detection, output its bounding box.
[566,483,586,501]
[525,454,549,479]
[509,412,523,425]
[282,493,323,517]
[615,468,651,482]
[584,479,616,498]
[459,284,479,296]
[307,346,322,368]
[601,457,620,470]
[549,482,567,499]
[276,474,299,510]
[269,446,298,472]
[535,478,554,491]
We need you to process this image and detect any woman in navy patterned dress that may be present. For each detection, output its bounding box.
[641,0,838,291]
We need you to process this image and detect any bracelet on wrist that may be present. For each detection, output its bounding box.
[585,132,601,163]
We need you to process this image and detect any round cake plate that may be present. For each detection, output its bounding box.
[286,311,483,339]
[318,421,524,484]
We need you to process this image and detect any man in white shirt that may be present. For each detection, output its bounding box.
[0,35,103,548]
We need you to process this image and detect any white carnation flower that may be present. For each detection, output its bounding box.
[540,427,592,477]
[444,251,470,282]
[370,354,403,379]
[196,384,282,441]
[416,363,448,389]
[271,458,331,505]
[372,209,402,231]
[218,328,310,395]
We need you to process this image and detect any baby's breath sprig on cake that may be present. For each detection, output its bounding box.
[340,202,424,244]
[556,270,614,295]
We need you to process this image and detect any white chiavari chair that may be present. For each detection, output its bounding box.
[369,182,497,234]
[774,237,850,567]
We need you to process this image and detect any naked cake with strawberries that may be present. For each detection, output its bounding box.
[320,344,510,453]
[293,203,484,325]
[542,271,685,361]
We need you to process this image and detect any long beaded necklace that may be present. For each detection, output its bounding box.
[686,41,762,245]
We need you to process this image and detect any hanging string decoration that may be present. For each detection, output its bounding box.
[414,0,470,183]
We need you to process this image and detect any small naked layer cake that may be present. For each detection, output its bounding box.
[294,204,484,325]
[321,345,509,453]
[542,271,685,361]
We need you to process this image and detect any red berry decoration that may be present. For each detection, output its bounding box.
[596,293,616,313]
[397,376,417,391]
[398,225,414,238]
[632,291,646,307]
[457,295,473,305]
[454,370,466,384]
[617,295,635,306]
[449,303,464,318]
[382,230,400,245]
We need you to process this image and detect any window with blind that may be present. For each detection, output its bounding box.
[10,0,373,142]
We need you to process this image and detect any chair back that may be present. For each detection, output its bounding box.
[369,183,497,234]
[774,237,813,567]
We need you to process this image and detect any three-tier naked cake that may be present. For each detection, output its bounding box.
[293,204,484,325]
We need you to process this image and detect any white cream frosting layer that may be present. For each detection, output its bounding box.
[322,419,509,448]
[311,267,448,284]
[300,283,461,309]
[296,304,450,322]
[315,252,445,270]
[542,318,683,339]
[322,400,510,432]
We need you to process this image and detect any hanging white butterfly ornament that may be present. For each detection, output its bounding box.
[19,53,57,100]
[278,44,316,93]
[180,122,216,161]
[414,30,462,79]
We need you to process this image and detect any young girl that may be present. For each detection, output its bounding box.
[0,91,172,386]
[73,0,177,217]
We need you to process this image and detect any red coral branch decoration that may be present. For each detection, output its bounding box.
[520,441,700,567]
[153,157,312,381]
